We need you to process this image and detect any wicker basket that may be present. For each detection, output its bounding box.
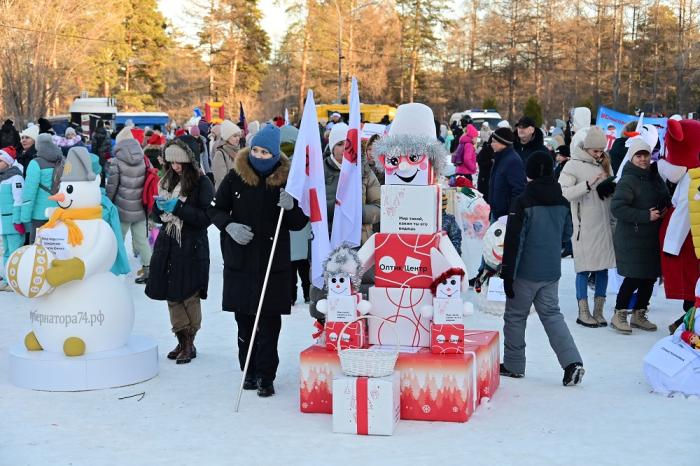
[337,315,400,378]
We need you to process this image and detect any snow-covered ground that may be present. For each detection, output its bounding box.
[0,227,695,466]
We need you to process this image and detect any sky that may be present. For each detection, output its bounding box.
[157,0,288,49]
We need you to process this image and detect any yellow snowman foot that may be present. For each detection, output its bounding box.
[24,331,43,351]
[63,337,86,357]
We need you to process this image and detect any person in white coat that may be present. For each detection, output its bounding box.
[558,127,616,328]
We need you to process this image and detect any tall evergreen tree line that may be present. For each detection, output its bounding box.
[1,0,699,124]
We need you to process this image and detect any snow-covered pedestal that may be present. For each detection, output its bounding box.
[9,335,158,391]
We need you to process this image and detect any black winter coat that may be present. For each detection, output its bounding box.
[488,146,526,219]
[145,174,215,302]
[17,145,36,177]
[476,143,494,202]
[208,149,308,316]
[609,136,628,175]
[611,163,670,279]
[513,128,548,164]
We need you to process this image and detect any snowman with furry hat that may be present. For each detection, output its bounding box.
[7,146,134,357]
[315,245,371,350]
[357,102,468,347]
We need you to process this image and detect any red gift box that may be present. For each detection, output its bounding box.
[324,320,369,351]
[431,323,465,354]
[300,345,477,422]
[463,330,500,402]
[374,233,442,289]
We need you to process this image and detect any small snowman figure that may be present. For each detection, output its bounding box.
[316,246,371,350]
[421,248,473,354]
[16,147,134,357]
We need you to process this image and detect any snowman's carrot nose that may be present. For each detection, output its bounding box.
[48,193,66,202]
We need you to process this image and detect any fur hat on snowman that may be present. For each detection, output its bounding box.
[372,103,447,185]
[316,245,371,315]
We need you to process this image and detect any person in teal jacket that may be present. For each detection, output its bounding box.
[0,147,26,290]
[85,150,130,275]
[20,134,61,242]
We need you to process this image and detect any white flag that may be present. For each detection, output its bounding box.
[286,91,331,289]
[284,108,290,126]
[331,77,363,248]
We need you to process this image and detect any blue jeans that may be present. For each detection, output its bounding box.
[575,270,608,300]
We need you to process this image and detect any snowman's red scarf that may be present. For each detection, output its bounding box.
[429,267,465,296]
[40,207,103,246]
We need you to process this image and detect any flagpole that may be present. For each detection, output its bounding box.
[234,206,285,412]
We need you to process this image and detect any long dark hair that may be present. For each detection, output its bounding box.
[160,162,200,197]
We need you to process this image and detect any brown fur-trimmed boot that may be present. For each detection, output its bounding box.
[167,331,185,360]
[176,330,194,364]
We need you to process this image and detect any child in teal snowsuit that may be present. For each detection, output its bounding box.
[0,147,26,289]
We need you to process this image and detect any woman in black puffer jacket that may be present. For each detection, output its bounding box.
[610,139,671,335]
[145,138,215,364]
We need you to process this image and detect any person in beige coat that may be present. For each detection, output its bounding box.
[211,119,243,191]
[558,127,616,328]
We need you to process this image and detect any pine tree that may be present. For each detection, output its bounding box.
[117,0,172,111]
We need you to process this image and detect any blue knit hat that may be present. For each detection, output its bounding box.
[250,124,281,158]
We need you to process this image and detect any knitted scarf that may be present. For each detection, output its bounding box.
[41,206,103,246]
[158,181,185,245]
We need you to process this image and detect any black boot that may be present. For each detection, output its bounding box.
[563,362,585,386]
[500,363,524,379]
[257,380,275,397]
[243,376,258,390]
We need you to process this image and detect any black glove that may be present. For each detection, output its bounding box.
[504,278,515,299]
[596,176,616,200]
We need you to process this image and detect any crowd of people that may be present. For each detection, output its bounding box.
[0,106,690,394]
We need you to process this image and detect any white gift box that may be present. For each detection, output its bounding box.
[380,185,441,234]
[433,297,464,325]
[368,287,431,347]
[327,295,358,322]
[332,372,400,435]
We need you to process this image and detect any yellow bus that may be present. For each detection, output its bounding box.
[316,104,396,124]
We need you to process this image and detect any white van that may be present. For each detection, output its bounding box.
[449,109,502,130]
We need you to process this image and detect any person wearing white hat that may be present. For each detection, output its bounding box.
[212,119,243,191]
[18,125,39,176]
[308,120,382,322]
[325,112,343,131]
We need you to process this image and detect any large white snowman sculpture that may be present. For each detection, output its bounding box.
[9,147,134,357]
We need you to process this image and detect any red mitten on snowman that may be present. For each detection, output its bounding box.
[420,248,474,354]
[315,246,372,351]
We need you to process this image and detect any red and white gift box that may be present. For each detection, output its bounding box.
[463,330,500,402]
[374,233,442,289]
[332,373,401,435]
[324,320,368,351]
[431,324,465,354]
[368,287,432,347]
[380,184,441,235]
[300,345,479,422]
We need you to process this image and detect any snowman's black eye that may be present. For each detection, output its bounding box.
[66,185,74,194]
[441,279,447,285]
[339,277,345,283]
[450,279,457,285]
[331,278,337,283]
[495,229,502,236]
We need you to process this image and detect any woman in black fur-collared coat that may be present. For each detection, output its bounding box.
[208,124,307,397]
